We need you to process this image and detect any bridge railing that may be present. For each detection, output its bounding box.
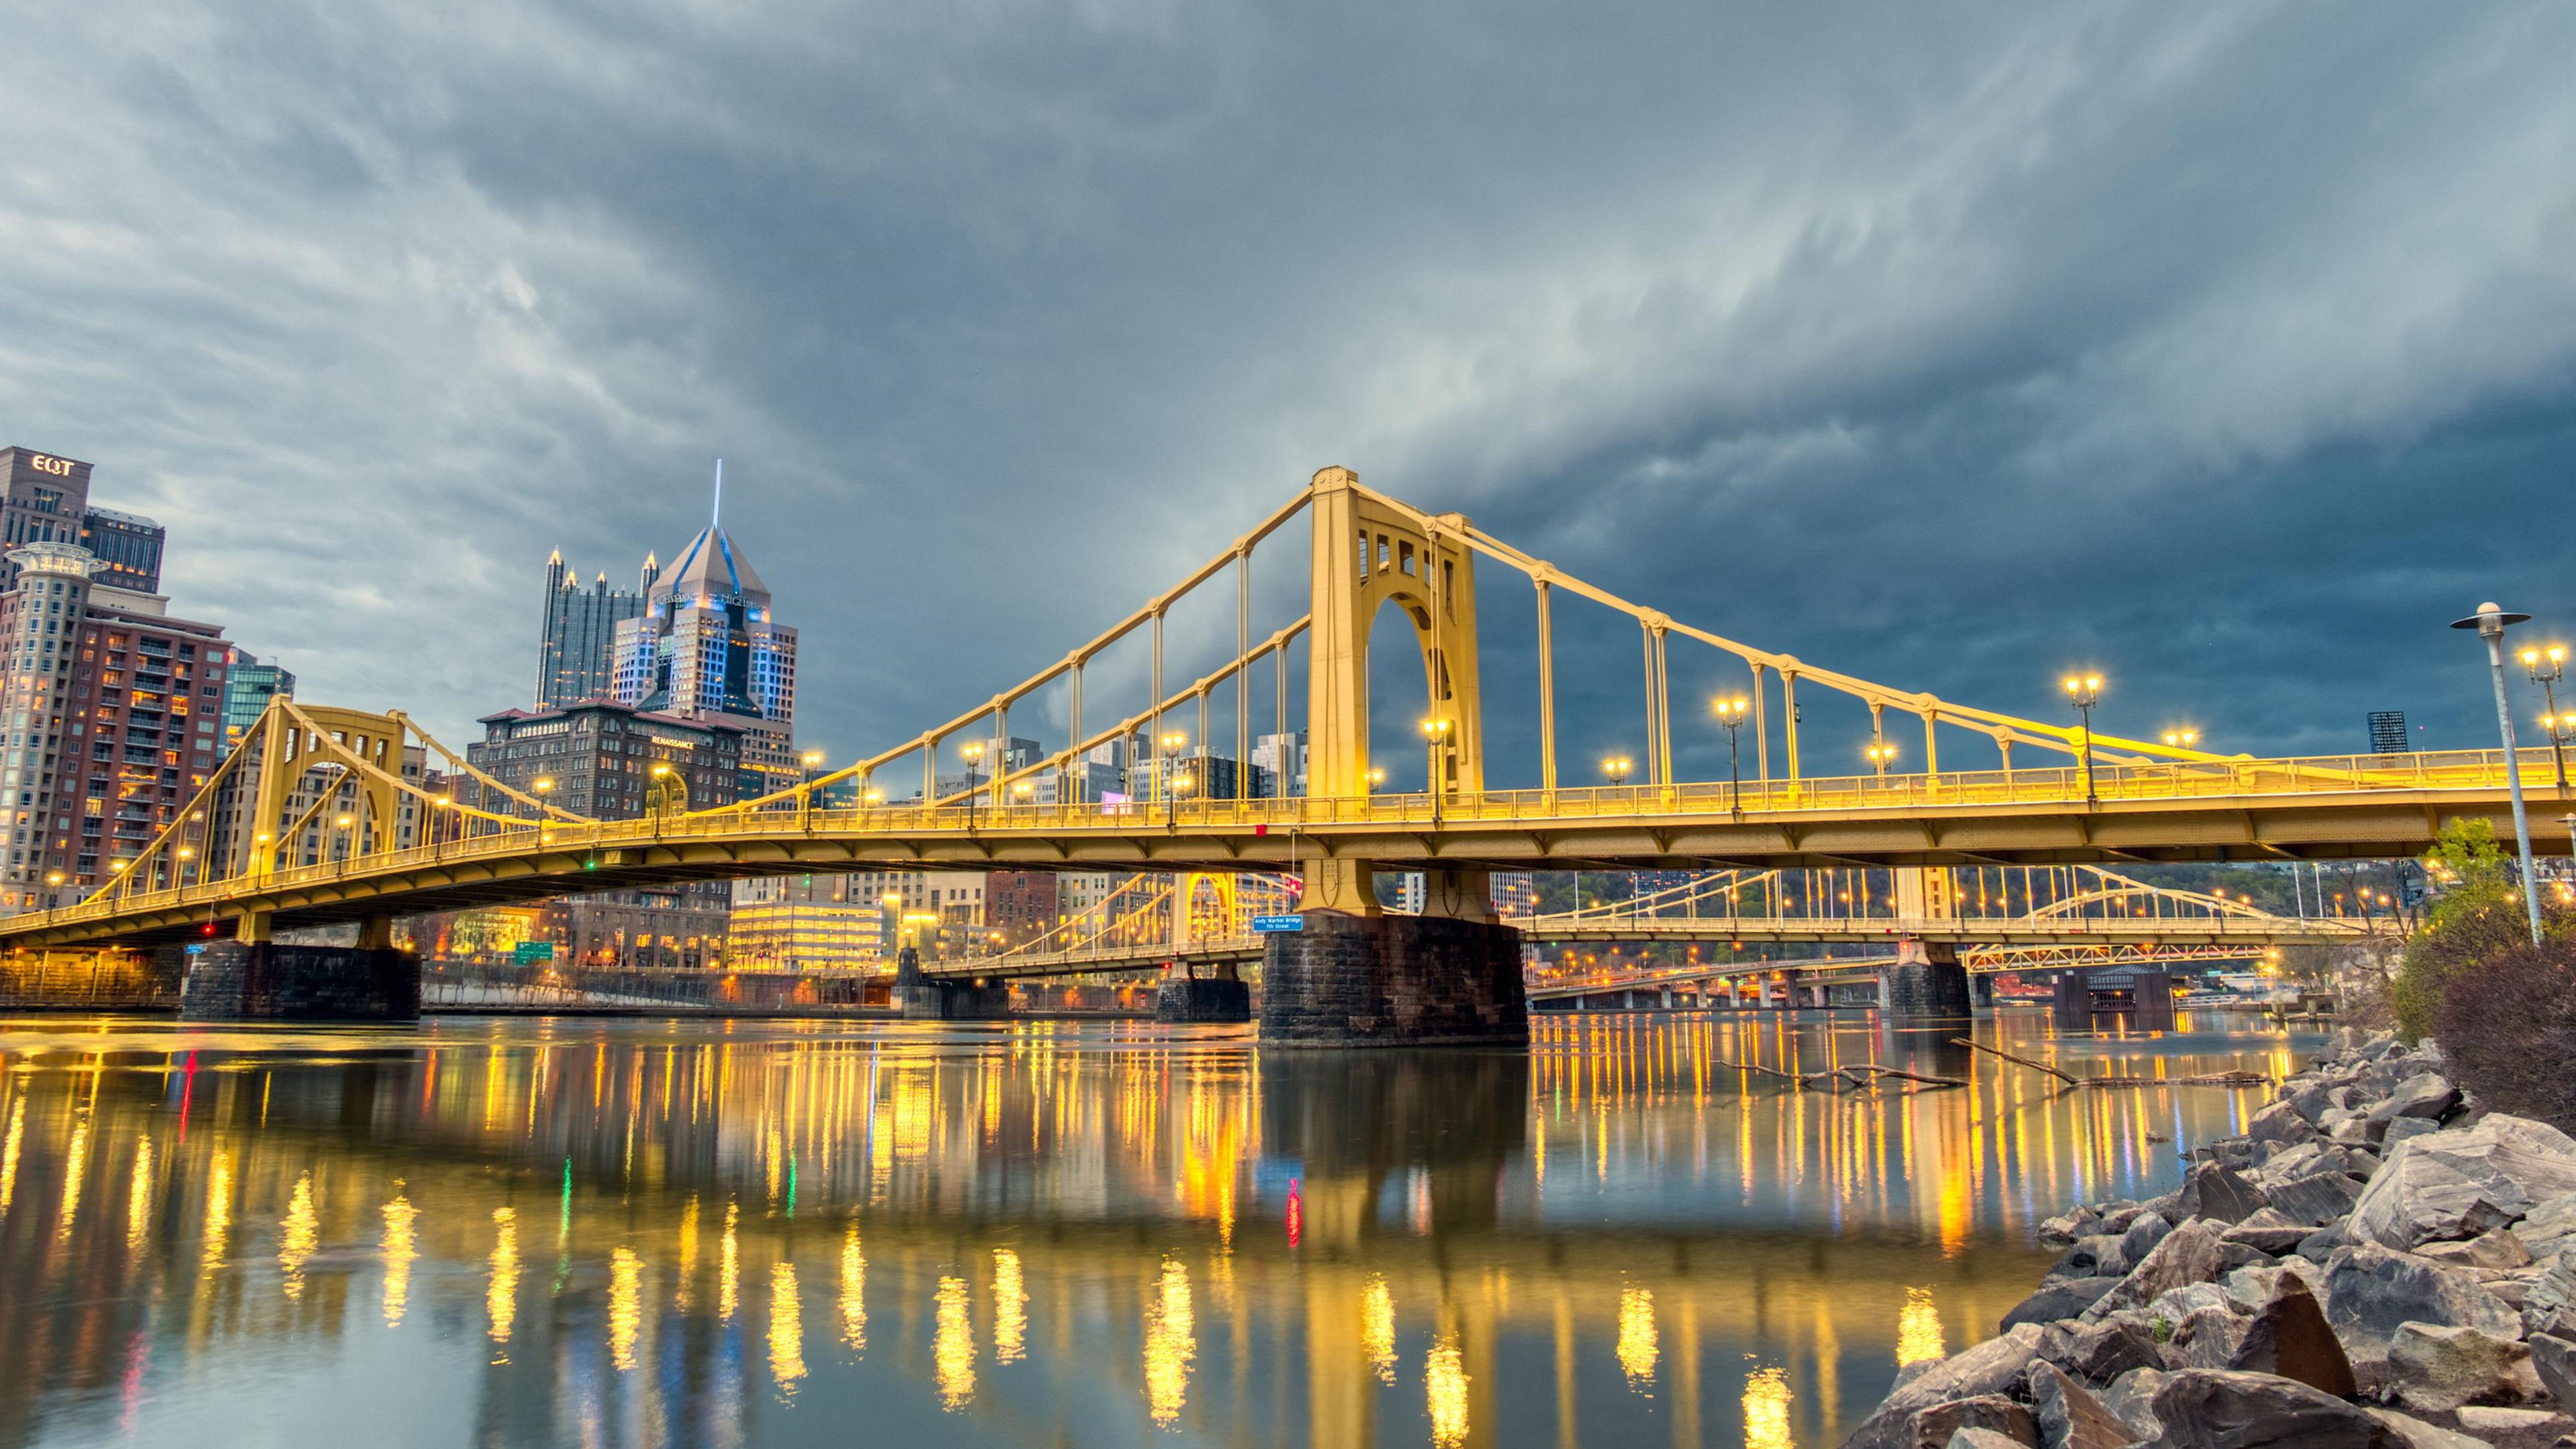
[15,746,2553,932]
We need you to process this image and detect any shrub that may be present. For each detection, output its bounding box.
[2390,819,2570,1041]
[2432,938,2576,1132]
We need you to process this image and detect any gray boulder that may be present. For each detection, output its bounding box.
[2380,1118,2440,1152]
[2028,1362,2137,1449]
[2089,1220,2229,1322]
[2526,1331,2576,1405]
[2055,1236,2132,1282]
[2414,1226,2532,1271]
[2006,1277,2124,1330]
[2181,1167,2268,1227]
[2097,1367,2165,1440]
[2225,1278,2355,1398]
[2163,1307,2247,1373]
[2123,1214,2175,1267]
[2364,1407,2501,1449]
[1842,1325,2048,1449]
[2284,1078,2343,1126]
[2266,1172,2365,1228]
[2451,1405,2576,1449]
[2510,1193,2576,1260]
[2221,1210,2318,1256]
[2053,1318,2163,1385]
[2365,1072,2460,1125]
[1900,1395,2039,1449]
[2348,1115,2576,1251]
[2522,1255,2576,1338]
[2384,1322,2540,1413]
[2322,1243,2522,1379]
[2147,1368,2408,1447]
[2249,1101,2324,1148]
[1945,1430,2032,1449]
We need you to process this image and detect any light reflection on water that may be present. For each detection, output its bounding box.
[0,1011,2307,1448]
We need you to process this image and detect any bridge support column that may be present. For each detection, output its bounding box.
[1155,965,1252,1024]
[1970,971,1994,1010]
[2131,970,2177,1032]
[179,943,420,1022]
[2051,971,2092,1029]
[1878,939,1972,1021]
[1263,863,1527,1046]
[234,909,272,945]
[893,947,1011,1020]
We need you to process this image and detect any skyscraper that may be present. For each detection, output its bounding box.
[0,541,228,908]
[0,447,168,595]
[537,549,657,707]
[611,469,798,795]
[217,647,296,757]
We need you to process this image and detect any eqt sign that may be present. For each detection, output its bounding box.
[25,454,77,477]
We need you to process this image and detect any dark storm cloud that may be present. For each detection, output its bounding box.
[2,0,2573,776]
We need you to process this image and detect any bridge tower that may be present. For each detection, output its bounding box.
[1265,468,1525,1045]
[178,703,423,1021]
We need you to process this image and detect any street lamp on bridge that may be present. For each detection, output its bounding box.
[2063,676,2103,806]
[1864,741,1898,777]
[2525,644,2570,788]
[2453,602,2543,946]
[961,740,987,828]
[1602,756,1633,789]
[1711,697,1750,818]
[2163,729,2198,749]
[1421,716,1453,822]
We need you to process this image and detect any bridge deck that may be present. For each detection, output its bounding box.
[5,746,2547,949]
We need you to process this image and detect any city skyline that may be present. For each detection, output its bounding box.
[3,5,2575,777]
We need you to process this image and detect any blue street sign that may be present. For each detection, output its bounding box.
[1250,914,1305,933]
[184,944,206,956]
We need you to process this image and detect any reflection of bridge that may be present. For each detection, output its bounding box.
[2,468,2514,1035]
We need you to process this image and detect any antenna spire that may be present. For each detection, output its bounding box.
[712,459,723,529]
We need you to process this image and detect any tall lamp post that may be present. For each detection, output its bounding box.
[2524,644,2569,788]
[961,740,986,830]
[1864,741,1897,777]
[2063,675,2103,806]
[1713,697,1749,818]
[1421,717,1453,823]
[2542,713,2576,794]
[800,749,827,828]
[1602,756,1636,907]
[2453,602,2543,946]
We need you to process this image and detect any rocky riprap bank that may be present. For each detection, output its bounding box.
[1844,1029,2576,1449]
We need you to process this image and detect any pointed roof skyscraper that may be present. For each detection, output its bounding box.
[652,460,770,610]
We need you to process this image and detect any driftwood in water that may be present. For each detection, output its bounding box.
[1716,1059,1967,1090]
[1950,1038,2268,1089]
[1950,1036,2078,1083]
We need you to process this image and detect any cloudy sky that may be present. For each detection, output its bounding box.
[5,1,2574,786]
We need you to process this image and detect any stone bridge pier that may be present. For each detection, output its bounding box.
[1878,939,1972,1021]
[1260,863,1527,1046]
[895,947,1010,1020]
[177,912,421,1022]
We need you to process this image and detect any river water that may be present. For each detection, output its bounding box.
[0,1012,2308,1448]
